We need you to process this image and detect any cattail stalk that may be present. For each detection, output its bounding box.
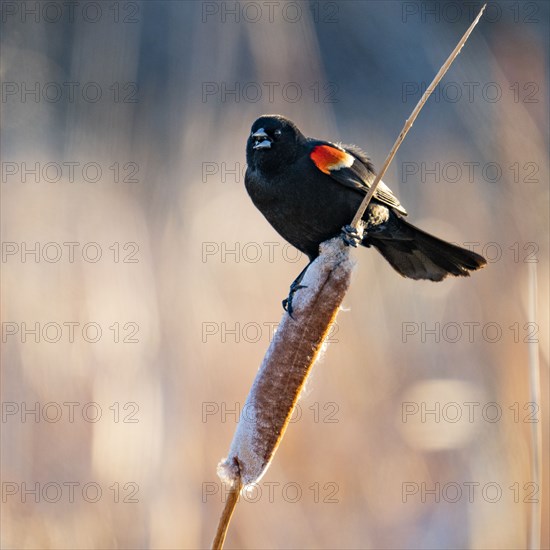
[213,238,354,548]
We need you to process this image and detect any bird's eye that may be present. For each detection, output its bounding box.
[274,129,282,136]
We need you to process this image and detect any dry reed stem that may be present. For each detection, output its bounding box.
[350,3,487,228]
[527,263,542,550]
[212,477,242,550]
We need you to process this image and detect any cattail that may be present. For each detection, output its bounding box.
[212,8,487,546]
[212,237,355,549]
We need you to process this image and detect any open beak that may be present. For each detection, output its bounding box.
[252,128,272,150]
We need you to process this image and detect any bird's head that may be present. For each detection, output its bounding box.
[246,115,305,172]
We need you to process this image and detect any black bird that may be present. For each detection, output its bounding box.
[245,114,486,313]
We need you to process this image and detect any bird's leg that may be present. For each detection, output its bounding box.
[283,223,365,316]
[282,262,312,317]
[341,223,365,247]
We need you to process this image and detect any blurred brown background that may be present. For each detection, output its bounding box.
[1,1,548,548]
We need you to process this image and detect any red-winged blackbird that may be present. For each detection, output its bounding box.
[245,114,486,312]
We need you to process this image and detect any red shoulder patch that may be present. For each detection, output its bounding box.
[310,145,355,174]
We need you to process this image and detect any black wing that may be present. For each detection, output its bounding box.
[308,140,407,215]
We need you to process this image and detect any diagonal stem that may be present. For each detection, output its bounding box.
[211,478,242,550]
[350,3,487,229]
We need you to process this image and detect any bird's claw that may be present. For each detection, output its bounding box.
[283,284,307,318]
[341,225,363,248]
